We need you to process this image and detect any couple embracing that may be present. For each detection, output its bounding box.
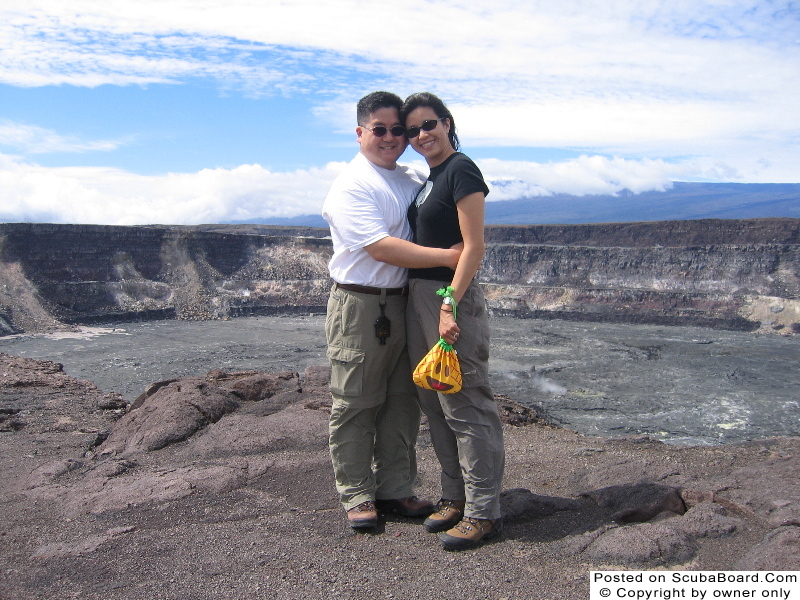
[322,91,505,551]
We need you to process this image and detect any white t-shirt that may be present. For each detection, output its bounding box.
[322,152,426,288]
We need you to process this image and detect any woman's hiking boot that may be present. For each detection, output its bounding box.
[438,516,503,551]
[423,499,465,533]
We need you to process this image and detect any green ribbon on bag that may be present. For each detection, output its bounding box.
[436,286,458,351]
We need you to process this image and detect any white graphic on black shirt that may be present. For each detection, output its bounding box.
[415,180,433,208]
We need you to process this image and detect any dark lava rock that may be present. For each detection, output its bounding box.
[581,482,686,523]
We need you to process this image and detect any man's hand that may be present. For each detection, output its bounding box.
[446,242,464,270]
[364,237,463,269]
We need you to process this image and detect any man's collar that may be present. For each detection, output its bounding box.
[358,150,397,171]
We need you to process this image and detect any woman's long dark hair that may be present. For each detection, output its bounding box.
[400,92,460,151]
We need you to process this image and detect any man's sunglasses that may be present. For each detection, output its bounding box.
[405,118,446,139]
[362,124,406,137]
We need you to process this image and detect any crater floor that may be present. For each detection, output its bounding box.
[1,315,797,445]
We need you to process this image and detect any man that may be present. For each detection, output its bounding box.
[322,91,460,529]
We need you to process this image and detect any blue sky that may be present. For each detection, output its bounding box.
[0,0,798,225]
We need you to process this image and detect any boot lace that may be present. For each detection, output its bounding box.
[435,499,461,516]
[351,501,375,513]
[453,516,488,535]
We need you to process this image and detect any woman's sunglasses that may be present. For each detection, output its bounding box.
[405,118,446,139]
[362,124,406,137]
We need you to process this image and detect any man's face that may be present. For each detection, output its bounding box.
[357,106,407,169]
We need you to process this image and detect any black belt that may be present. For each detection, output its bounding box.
[335,283,408,296]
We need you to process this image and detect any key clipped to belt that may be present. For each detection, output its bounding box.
[374,291,390,345]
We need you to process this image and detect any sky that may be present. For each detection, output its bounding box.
[0,0,798,226]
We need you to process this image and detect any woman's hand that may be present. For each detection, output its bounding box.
[439,308,460,344]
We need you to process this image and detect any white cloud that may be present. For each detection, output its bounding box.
[4,2,797,100]
[451,93,800,182]
[0,152,736,225]
[0,0,797,224]
[0,154,344,225]
[476,156,681,198]
[0,121,125,153]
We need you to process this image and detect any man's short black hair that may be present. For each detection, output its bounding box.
[356,91,403,126]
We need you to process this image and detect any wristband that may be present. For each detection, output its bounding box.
[436,286,457,320]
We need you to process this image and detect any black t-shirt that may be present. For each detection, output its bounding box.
[408,152,490,281]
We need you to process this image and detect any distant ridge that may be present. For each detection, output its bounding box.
[483,182,800,224]
[244,182,800,227]
[176,217,800,247]
[229,214,329,228]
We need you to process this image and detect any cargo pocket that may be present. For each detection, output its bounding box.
[327,346,365,397]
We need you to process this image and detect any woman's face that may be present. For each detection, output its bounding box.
[405,106,453,167]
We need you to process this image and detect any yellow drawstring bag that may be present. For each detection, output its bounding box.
[412,287,462,394]
[412,337,462,394]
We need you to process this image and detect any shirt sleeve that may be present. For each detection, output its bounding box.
[324,185,389,252]
[450,155,490,203]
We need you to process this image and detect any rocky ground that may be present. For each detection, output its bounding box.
[1,351,799,600]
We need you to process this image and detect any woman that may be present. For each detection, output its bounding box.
[401,92,505,551]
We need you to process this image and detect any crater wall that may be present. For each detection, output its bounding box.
[1,219,798,335]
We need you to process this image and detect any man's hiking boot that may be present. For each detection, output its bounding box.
[347,500,378,529]
[375,496,436,518]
